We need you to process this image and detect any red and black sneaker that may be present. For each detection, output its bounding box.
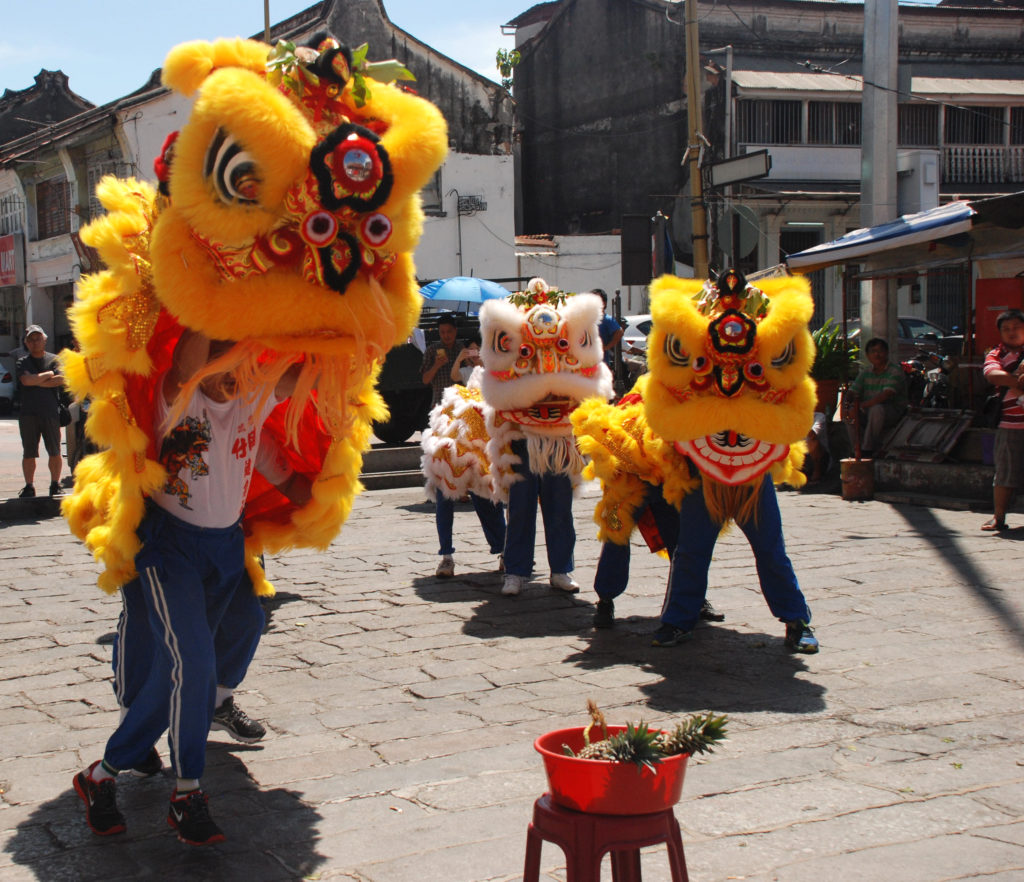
[73,761,126,836]
[168,788,225,846]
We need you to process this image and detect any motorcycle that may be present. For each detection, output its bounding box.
[901,355,929,407]
[921,354,957,409]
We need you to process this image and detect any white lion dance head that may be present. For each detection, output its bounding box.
[479,279,613,480]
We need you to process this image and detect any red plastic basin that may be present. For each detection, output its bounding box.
[535,725,690,815]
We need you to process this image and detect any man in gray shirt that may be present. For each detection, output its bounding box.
[16,325,64,497]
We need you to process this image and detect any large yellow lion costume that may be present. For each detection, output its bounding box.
[573,271,815,544]
[62,35,447,594]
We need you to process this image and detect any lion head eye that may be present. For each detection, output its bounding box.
[519,342,536,359]
[556,338,570,352]
[495,332,512,353]
[206,129,261,205]
[771,340,796,368]
[664,334,690,367]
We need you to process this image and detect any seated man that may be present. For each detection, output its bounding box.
[845,337,907,457]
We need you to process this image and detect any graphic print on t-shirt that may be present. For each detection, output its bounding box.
[159,413,213,509]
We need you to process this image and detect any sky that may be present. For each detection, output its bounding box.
[0,0,524,106]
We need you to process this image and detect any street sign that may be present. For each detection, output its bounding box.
[705,149,772,189]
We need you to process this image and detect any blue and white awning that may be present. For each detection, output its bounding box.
[786,201,976,272]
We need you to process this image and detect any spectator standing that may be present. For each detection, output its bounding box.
[421,314,464,407]
[592,289,624,371]
[15,325,64,497]
[981,309,1024,531]
[450,341,482,386]
[845,337,907,457]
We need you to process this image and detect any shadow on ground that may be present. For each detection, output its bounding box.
[4,748,325,881]
[411,572,827,715]
[574,621,826,716]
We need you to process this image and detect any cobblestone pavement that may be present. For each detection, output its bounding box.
[1,416,1023,881]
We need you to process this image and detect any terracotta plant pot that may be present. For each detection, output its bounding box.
[535,726,690,815]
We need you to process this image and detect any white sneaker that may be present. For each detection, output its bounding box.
[501,574,525,596]
[550,572,580,593]
[435,555,455,578]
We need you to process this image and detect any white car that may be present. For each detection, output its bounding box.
[620,314,653,382]
[622,314,653,355]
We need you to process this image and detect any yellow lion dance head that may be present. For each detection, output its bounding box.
[62,35,448,593]
[643,270,816,489]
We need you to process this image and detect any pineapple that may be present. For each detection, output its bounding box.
[562,701,728,769]
[655,712,728,757]
[578,721,663,772]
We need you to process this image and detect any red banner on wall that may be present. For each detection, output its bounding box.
[0,234,25,286]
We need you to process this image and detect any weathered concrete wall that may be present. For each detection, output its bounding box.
[516,0,689,237]
[310,0,514,156]
[415,152,516,282]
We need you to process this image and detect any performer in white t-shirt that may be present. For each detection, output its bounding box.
[79,331,302,845]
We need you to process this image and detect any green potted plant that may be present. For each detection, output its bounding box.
[534,701,727,815]
[811,319,859,415]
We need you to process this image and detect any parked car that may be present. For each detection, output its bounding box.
[621,314,653,355]
[619,314,653,383]
[844,315,964,360]
[0,365,14,414]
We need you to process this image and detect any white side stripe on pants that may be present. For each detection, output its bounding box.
[142,566,186,776]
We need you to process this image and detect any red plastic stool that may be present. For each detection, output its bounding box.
[523,793,689,882]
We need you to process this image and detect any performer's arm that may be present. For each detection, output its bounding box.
[164,329,211,405]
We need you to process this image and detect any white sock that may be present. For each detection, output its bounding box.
[215,686,232,707]
[90,760,117,782]
[176,778,200,794]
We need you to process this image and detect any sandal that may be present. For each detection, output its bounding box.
[981,518,1009,532]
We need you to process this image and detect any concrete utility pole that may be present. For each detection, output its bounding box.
[685,0,710,279]
[860,0,899,349]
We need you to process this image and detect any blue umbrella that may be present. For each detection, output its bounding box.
[419,276,511,303]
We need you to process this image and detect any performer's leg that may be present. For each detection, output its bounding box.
[660,488,719,631]
[469,492,506,554]
[504,460,539,577]
[104,557,209,775]
[214,571,264,691]
[737,477,812,624]
[112,577,152,713]
[539,471,575,574]
[647,485,681,557]
[434,489,456,556]
[594,541,630,600]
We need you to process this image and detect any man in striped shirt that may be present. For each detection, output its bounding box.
[846,337,908,457]
[981,309,1024,531]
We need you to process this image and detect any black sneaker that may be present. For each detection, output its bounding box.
[18,484,34,498]
[651,623,692,647]
[785,620,820,654]
[73,762,126,836]
[699,599,725,622]
[168,788,225,846]
[130,746,162,778]
[593,598,615,629]
[211,696,266,743]
[49,481,61,497]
